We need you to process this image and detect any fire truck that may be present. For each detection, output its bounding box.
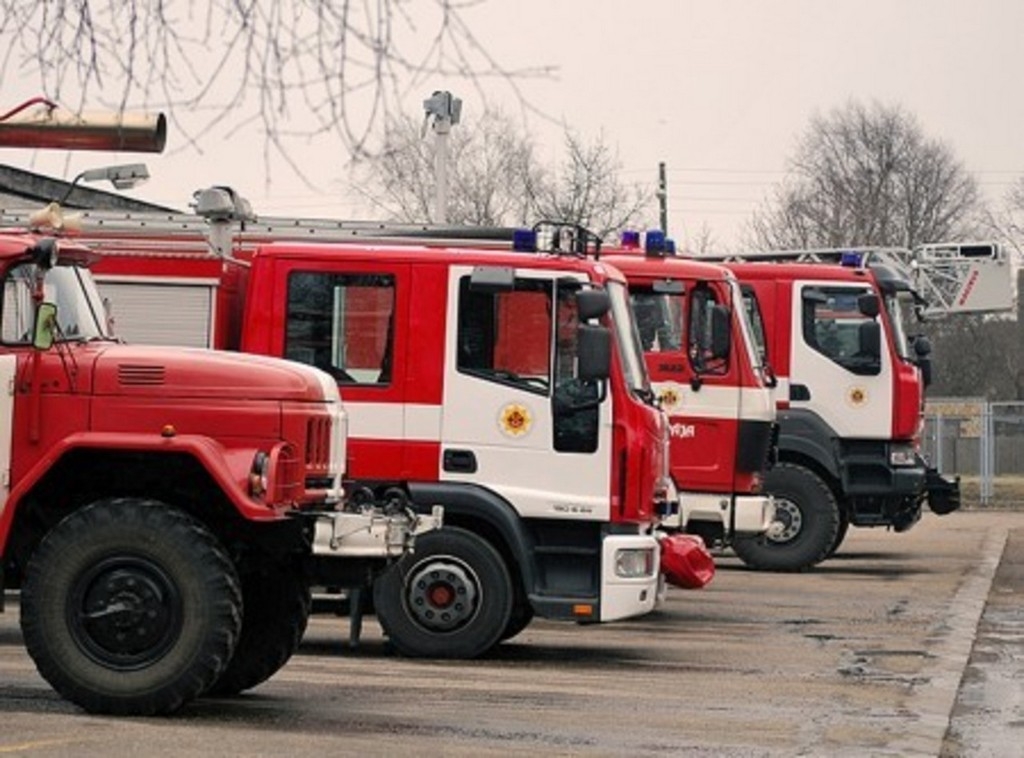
[0,103,431,715]
[0,190,695,660]
[588,232,777,554]
[706,243,1012,571]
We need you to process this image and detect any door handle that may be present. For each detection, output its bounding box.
[443,449,478,473]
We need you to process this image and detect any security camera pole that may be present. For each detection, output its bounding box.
[422,91,462,224]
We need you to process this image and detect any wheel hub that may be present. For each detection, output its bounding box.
[406,560,479,632]
[71,558,182,669]
[766,498,803,544]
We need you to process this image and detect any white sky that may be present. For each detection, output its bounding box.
[2,0,1023,251]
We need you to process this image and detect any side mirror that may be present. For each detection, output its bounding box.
[709,304,731,360]
[857,293,881,318]
[857,320,882,361]
[912,335,933,387]
[577,289,610,321]
[918,357,933,387]
[913,335,932,358]
[33,302,57,350]
[577,324,611,380]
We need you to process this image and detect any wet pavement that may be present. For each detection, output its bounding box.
[0,510,1021,757]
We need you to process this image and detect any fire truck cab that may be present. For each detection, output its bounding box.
[596,232,777,554]
[722,257,957,570]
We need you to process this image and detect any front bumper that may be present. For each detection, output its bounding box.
[734,494,776,535]
[924,466,961,515]
[599,533,661,622]
[667,491,775,537]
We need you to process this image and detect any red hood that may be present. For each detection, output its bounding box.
[87,343,334,402]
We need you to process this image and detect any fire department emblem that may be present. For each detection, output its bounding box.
[499,403,533,438]
[847,386,868,407]
[655,382,685,414]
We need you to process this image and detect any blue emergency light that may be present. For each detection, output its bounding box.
[840,251,864,267]
[645,229,667,256]
[621,230,641,249]
[513,228,538,252]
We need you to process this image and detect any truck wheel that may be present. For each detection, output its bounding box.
[499,601,535,643]
[732,463,839,572]
[205,563,311,697]
[373,527,513,659]
[826,512,851,558]
[20,499,242,715]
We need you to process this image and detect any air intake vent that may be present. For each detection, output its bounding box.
[118,364,166,386]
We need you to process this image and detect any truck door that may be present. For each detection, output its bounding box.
[277,260,436,480]
[790,281,892,438]
[639,281,742,494]
[439,267,612,521]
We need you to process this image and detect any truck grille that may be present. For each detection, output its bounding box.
[305,416,331,472]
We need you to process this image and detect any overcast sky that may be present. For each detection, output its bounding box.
[2,0,1023,251]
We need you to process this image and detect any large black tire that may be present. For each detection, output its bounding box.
[20,499,242,715]
[826,510,851,558]
[499,601,535,643]
[205,562,311,697]
[373,527,513,659]
[499,569,535,643]
[732,463,840,572]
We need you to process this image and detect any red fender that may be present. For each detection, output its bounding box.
[659,533,715,589]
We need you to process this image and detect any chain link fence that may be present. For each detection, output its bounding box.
[923,398,1024,507]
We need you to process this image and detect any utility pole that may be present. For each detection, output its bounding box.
[422,91,462,224]
[657,161,668,233]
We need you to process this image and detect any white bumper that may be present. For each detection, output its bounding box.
[663,492,775,537]
[599,533,661,622]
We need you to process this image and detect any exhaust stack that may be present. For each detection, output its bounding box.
[0,108,166,153]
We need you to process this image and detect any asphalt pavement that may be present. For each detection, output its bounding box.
[0,510,1021,757]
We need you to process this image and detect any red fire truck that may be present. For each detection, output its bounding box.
[711,243,1011,571]
[578,233,777,555]
[1,191,695,660]
[0,107,429,714]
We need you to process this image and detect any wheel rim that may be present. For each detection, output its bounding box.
[68,555,184,670]
[404,557,480,633]
[767,497,803,544]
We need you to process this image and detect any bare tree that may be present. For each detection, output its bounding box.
[356,108,542,225]
[530,129,653,241]
[685,222,718,256]
[0,1,549,171]
[359,111,652,235]
[987,176,1024,259]
[745,101,984,250]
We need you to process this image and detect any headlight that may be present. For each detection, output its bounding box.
[890,446,918,467]
[615,548,655,578]
[249,451,270,497]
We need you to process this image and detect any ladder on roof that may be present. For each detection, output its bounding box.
[0,186,600,259]
[0,204,518,256]
[700,242,1015,317]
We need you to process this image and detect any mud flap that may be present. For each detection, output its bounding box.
[925,467,961,515]
[659,533,715,589]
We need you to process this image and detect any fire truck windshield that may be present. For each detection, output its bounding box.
[730,279,765,374]
[1,263,113,343]
[607,281,653,399]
